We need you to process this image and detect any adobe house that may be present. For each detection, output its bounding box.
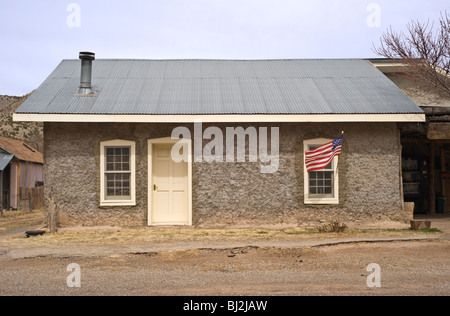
[0,136,44,211]
[13,53,425,228]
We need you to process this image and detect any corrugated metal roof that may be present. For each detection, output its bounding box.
[0,153,14,171]
[16,59,423,115]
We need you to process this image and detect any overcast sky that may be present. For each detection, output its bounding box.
[0,0,448,96]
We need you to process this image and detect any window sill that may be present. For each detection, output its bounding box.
[100,201,136,207]
[304,198,339,205]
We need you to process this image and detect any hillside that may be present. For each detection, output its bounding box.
[0,94,43,152]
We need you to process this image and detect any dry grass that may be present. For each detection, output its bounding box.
[0,209,45,232]
[0,211,442,248]
[0,224,441,249]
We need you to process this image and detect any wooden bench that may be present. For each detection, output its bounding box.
[410,220,432,230]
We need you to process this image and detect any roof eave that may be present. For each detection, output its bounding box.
[13,113,426,123]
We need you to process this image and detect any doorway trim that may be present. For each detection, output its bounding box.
[147,137,192,226]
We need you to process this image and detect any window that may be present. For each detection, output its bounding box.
[100,140,136,206]
[303,138,339,204]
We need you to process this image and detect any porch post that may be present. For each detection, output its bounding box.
[429,141,436,214]
[0,170,3,214]
[17,161,20,210]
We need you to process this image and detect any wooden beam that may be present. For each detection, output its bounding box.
[429,142,436,214]
[402,138,450,144]
[17,161,20,210]
[399,145,404,212]
[442,149,446,190]
[442,149,448,212]
[398,129,404,212]
[0,170,3,216]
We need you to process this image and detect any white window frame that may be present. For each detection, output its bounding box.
[303,138,339,205]
[100,139,136,207]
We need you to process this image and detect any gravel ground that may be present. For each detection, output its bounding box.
[1,214,449,296]
[0,240,449,296]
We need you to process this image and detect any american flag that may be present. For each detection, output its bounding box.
[305,136,343,172]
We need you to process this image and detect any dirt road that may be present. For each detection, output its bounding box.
[1,212,449,296]
[1,240,449,296]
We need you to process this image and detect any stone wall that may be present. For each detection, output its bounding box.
[44,122,403,228]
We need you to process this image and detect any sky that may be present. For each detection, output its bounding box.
[0,0,448,96]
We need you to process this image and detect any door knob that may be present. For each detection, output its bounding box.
[154,184,157,191]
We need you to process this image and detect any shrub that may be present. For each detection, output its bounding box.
[317,220,348,233]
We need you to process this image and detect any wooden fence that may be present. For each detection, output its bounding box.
[19,187,44,211]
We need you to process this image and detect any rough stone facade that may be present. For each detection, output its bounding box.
[44,122,404,228]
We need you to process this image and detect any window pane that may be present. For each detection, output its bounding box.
[105,172,131,198]
[309,171,333,197]
[106,147,131,172]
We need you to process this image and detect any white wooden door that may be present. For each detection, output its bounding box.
[151,144,189,225]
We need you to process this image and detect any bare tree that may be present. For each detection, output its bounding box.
[373,11,450,97]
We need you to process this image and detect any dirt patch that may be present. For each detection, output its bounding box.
[0,240,448,296]
[1,211,448,295]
